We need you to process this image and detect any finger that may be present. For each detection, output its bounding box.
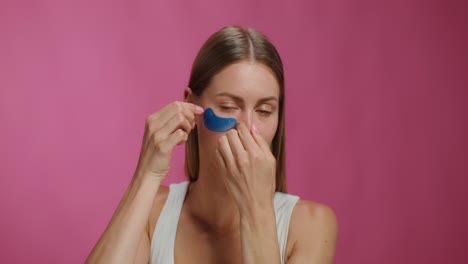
[159,129,188,153]
[157,112,193,139]
[216,148,237,199]
[169,101,204,116]
[148,101,202,130]
[251,125,271,154]
[218,135,237,173]
[158,102,198,125]
[215,149,226,169]
[236,122,260,153]
[216,143,239,191]
[226,129,247,161]
[160,101,203,118]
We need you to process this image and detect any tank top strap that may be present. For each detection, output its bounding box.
[150,181,189,264]
[274,192,300,264]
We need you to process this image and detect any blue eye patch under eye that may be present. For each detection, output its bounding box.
[203,107,237,132]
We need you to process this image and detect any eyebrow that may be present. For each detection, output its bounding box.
[215,92,278,104]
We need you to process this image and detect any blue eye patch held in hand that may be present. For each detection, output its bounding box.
[203,108,237,132]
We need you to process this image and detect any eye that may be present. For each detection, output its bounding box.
[220,105,237,112]
[257,109,272,116]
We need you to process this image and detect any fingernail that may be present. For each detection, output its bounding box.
[196,106,204,113]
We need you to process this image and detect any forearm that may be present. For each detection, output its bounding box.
[240,203,281,264]
[86,173,161,264]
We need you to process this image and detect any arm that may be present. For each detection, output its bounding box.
[85,174,161,264]
[86,101,203,263]
[287,201,338,264]
[216,123,281,263]
[239,203,281,264]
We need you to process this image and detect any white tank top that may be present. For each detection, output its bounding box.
[150,181,299,264]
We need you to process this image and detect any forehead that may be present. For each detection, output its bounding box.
[205,62,280,99]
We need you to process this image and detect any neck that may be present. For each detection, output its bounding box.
[185,160,239,233]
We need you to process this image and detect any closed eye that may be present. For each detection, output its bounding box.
[257,110,272,116]
[220,106,238,112]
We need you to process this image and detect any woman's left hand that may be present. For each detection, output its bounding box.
[215,122,276,216]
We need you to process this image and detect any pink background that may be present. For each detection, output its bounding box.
[1,0,467,263]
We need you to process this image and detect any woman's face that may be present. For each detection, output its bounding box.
[191,61,280,160]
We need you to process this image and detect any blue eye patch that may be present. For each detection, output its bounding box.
[203,107,237,132]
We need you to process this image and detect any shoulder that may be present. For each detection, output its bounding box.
[286,199,338,263]
[291,199,338,231]
[147,184,170,241]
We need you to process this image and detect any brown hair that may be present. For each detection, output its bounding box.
[184,26,287,193]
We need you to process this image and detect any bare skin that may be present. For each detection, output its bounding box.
[87,62,337,264]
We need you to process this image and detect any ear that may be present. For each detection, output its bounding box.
[184,87,193,103]
[184,87,202,127]
[184,87,200,105]
[184,87,195,103]
[185,87,202,107]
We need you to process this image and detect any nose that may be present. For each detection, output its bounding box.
[237,109,253,130]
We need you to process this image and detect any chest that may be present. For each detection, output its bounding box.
[174,215,243,264]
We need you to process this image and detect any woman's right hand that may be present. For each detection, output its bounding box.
[134,101,204,181]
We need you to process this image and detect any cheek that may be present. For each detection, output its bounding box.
[257,119,278,144]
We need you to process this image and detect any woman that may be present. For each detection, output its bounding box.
[86,26,337,264]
